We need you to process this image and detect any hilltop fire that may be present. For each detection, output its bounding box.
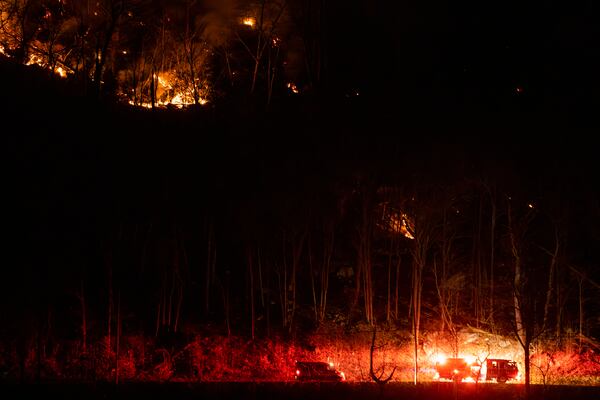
[125,71,209,109]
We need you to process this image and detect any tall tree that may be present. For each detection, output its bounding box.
[91,0,125,97]
[410,210,431,384]
[0,0,39,63]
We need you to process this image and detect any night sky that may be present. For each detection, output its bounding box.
[327,1,598,112]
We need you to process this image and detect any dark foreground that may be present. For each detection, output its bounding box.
[2,382,600,400]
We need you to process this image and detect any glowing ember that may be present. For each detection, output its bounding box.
[55,66,67,78]
[25,54,44,67]
[287,82,299,94]
[242,17,256,28]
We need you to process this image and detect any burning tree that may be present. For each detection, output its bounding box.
[0,0,314,107]
[0,0,39,63]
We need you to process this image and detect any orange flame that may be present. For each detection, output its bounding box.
[287,82,299,94]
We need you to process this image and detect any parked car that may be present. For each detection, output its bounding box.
[434,357,476,382]
[484,359,519,383]
[294,361,345,382]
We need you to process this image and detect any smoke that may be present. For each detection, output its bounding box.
[198,0,242,48]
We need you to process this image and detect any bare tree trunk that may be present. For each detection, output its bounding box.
[300,0,326,87]
[489,187,496,324]
[395,255,400,320]
[167,272,174,328]
[412,271,421,386]
[238,0,287,98]
[155,297,161,337]
[508,200,531,398]
[386,236,399,322]
[289,233,302,333]
[508,201,525,341]
[115,291,121,384]
[15,0,34,64]
[258,248,265,308]
[224,50,234,86]
[205,220,215,315]
[542,228,559,332]
[161,272,167,327]
[93,0,124,98]
[150,66,156,109]
[369,325,396,384]
[412,250,424,383]
[265,258,271,337]
[280,227,307,332]
[308,237,319,322]
[80,279,87,352]
[578,276,584,350]
[107,250,113,351]
[386,247,392,322]
[524,340,530,393]
[433,257,457,353]
[280,234,288,328]
[411,216,430,384]
[250,0,266,94]
[279,246,287,328]
[359,198,374,324]
[556,270,562,341]
[36,308,42,383]
[174,284,183,333]
[184,0,200,105]
[320,228,332,322]
[472,194,483,327]
[312,222,333,323]
[220,272,231,337]
[248,248,255,340]
[266,44,280,107]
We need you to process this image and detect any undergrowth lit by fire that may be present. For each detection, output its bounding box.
[0,0,300,108]
[1,323,599,384]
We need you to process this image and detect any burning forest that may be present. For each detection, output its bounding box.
[0,0,305,108]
